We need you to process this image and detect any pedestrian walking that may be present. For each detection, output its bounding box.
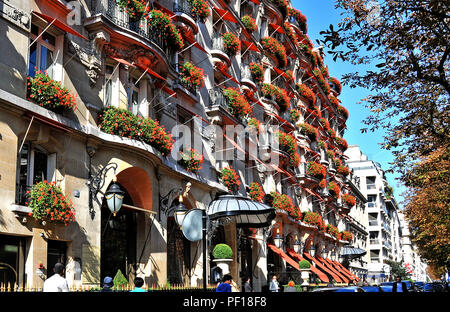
[269,275,280,292]
[101,276,114,292]
[243,277,253,292]
[130,277,146,292]
[43,262,69,292]
[284,281,297,292]
[392,276,409,292]
[327,281,334,288]
[216,274,233,292]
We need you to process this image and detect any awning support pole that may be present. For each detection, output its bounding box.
[18,116,34,154]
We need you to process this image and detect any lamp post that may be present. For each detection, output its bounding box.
[330,252,336,262]
[105,181,125,216]
[293,236,302,254]
[322,248,328,259]
[174,195,187,227]
[274,229,283,249]
[309,245,316,257]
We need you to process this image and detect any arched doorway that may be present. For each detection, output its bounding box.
[100,182,137,283]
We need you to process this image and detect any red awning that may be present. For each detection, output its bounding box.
[182,30,209,54]
[153,2,176,19]
[135,63,167,82]
[286,248,329,283]
[267,243,302,271]
[111,57,134,67]
[325,259,355,282]
[269,23,285,34]
[25,112,72,133]
[273,67,288,79]
[216,65,240,85]
[241,39,259,52]
[268,112,295,131]
[249,0,260,4]
[32,11,88,40]
[213,7,238,23]
[317,255,349,283]
[155,81,177,98]
[330,259,359,282]
[303,252,342,283]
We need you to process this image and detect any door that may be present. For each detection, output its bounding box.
[47,240,67,278]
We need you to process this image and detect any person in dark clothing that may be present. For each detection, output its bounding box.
[101,276,114,292]
[392,276,409,292]
[243,277,253,292]
[216,274,232,292]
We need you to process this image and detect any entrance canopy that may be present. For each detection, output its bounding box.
[340,246,366,259]
[207,195,275,228]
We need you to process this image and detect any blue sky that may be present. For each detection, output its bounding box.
[291,0,406,205]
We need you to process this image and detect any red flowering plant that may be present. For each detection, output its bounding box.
[313,69,331,96]
[335,137,349,151]
[276,131,301,167]
[179,61,205,90]
[288,7,307,33]
[326,224,340,240]
[261,37,287,68]
[222,87,252,119]
[326,149,335,160]
[302,211,323,228]
[296,83,316,107]
[318,140,328,150]
[340,230,354,242]
[222,32,240,56]
[27,71,77,113]
[297,122,319,141]
[187,0,210,21]
[319,118,330,130]
[306,161,327,180]
[328,181,341,199]
[298,33,313,49]
[249,62,264,84]
[220,166,241,192]
[333,157,343,169]
[283,22,298,46]
[241,15,257,33]
[327,128,337,139]
[147,10,184,51]
[342,193,356,207]
[270,192,295,215]
[118,0,149,21]
[261,83,290,111]
[289,109,300,123]
[299,44,318,68]
[320,66,330,80]
[328,94,340,109]
[98,106,174,156]
[337,105,349,120]
[319,179,327,189]
[329,77,342,94]
[248,182,265,202]
[248,117,261,135]
[337,164,350,177]
[179,148,203,174]
[269,0,288,16]
[26,180,76,226]
[285,70,294,83]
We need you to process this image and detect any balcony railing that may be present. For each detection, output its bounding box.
[173,0,195,19]
[15,184,31,206]
[208,88,228,110]
[91,0,169,53]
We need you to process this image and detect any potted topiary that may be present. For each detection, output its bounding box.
[298,260,311,286]
[113,269,129,291]
[212,243,233,275]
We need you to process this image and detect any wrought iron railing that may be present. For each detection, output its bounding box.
[173,0,194,19]
[208,87,228,110]
[15,184,31,206]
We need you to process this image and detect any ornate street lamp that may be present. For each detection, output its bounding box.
[105,181,125,216]
[338,253,344,263]
[293,235,302,253]
[330,251,336,261]
[322,248,328,259]
[274,229,283,249]
[309,245,316,257]
[174,195,187,227]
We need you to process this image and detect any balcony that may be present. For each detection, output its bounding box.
[206,88,239,125]
[172,0,198,34]
[210,34,232,67]
[294,162,321,187]
[240,64,258,91]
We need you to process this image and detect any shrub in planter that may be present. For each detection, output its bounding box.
[241,15,257,32]
[247,117,261,135]
[248,182,265,202]
[147,9,184,51]
[327,224,340,239]
[179,148,203,174]
[296,83,316,107]
[222,87,252,119]
[306,161,327,180]
[249,62,264,84]
[179,61,205,90]
[289,109,300,123]
[328,181,341,199]
[261,83,290,111]
[222,32,240,56]
[118,0,149,21]
[213,243,233,259]
[261,37,287,68]
[187,0,210,21]
[335,137,349,151]
[98,106,174,156]
[26,180,76,226]
[298,260,311,269]
[342,193,356,207]
[220,166,241,192]
[113,269,129,290]
[276,131,300,167]
[27,71,77,113]
[297,123,319,141]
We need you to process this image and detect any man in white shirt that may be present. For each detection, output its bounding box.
[43,263,69,292]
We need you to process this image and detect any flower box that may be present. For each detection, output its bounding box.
[296,83,316,107]
[178,148,203,174]
[241,15,257,33]
[147,9,184,51]
[118,0,150,21]
[248,182,265,202]
[261,83,290,112]
[261,37,287,68]
[222,32,240,56]
[220,167,241,193]
[222,87,252,119]
[249,63,264,84]
[306,161,327,180]
[297,123,319,141]
[187,0,210,21]
[276,131,300,167]
[179,61,205,90]
[342,193,356,207]
[328,181,341,199]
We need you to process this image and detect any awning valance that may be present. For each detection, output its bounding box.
[340,246,367,258]
[286,248,329,283]
[207,195,275,228]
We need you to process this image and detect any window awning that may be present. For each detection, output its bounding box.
[241,39,259,52]
[216,65,240,85]
[155,81,177,98]
[135,63,167,82]
[182,29,209,54]
[332,260,359,282]
[207,195,275,228]
[32,11,88,40]
[269,23,284,34]
[213,7,238,23]
[248,0,260,4]
[25,112,72,133]
[326,258,358,282]
[316,255,349,283]
[303,252,343,283]
[111,57,134,67]
[286,248,329,283]
[267,243,302,271]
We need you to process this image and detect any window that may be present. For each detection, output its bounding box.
[128,77,140,115]
[367,195,377,208]
[366,176,376,189]
[0,234,27,289]
[16,143,55,205]
[28,24,56,78]
[104,65,114,107]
